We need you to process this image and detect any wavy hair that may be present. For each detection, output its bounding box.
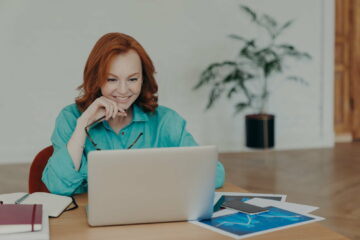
[75,32,158,112]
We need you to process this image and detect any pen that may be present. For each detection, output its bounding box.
[15,193,30,204]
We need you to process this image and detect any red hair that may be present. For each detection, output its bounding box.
[76,32,158,112]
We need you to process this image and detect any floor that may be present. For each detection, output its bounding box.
[0,142,359,239]
[220,142,360,240]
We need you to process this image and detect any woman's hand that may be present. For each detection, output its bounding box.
[78,96,127,126]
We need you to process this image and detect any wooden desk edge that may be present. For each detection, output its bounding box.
[55,182,349,240]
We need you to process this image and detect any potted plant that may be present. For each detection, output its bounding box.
[194,5,311,149]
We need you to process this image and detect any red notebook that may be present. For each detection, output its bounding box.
[0,204,42,234]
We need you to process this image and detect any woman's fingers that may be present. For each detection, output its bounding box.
[117,110,127,118]
[103,97,119,119]
[97,97,112,120]
[103,98,114,120]
[97,108,106,120]
[111,101,118,119]
[107,105,113,120]
[117,104,127,115]
[91,96,130,121]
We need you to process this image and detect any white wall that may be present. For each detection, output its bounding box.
[0,0,334,164]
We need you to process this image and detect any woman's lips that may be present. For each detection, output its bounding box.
[114,96,131,103]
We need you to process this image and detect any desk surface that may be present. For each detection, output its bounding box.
[50,183,348,240]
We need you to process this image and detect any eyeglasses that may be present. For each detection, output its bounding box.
[85,115,143,151]
[50,196,78,218]
[64,196,78,212]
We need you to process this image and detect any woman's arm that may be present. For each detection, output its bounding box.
[67,118,88,171]
[67,96,126,170]
[42,107,87,196]
[42,98,126,195]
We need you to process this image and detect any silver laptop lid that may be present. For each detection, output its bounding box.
[87,145,217,226]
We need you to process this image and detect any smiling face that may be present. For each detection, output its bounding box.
[101,49,143,110]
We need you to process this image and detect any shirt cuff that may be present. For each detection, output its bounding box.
[42,146,85,196]
[215,161,225,189]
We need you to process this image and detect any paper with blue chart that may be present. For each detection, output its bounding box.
[194,192,323,239]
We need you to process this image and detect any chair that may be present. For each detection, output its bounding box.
[28,145,53,193]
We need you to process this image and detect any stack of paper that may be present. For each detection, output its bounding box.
[0,211,49,240]
[0,192,72,217]
[0,192,69,240]
[0,204,42,234]
[192,192,324,239]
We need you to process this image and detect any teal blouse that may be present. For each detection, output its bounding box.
[42,103,225,196]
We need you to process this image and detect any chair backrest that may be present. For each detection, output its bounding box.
[28,145,53,193]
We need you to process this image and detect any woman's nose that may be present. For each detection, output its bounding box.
[117,80,128,94]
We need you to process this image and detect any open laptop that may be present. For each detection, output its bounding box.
[87,145,217,226]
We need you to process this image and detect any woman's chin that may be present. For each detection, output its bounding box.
[117,102,133,111]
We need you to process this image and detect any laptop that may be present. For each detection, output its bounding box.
[87,145,217,226]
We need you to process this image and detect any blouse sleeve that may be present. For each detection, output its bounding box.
[42,108,87,196]
[161,110,225,189]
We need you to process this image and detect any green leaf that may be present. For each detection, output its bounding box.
[276,20,294,36]
[222,68,252,99]
[227,87,237,99]
[226,66,254,99]
[264,59,282,77]
[255,48,279,64]
[239,40,257,61]
[302,52,312,59]
[240,5,257,22]
[234,102,249,114]
[228,34,249,43]
[237,76,252,101]
[256,15,277,39]
[263,14,277,28]
[286,76,309,86]
[223,71,238,83]
[275,44,312,60]
[194,61,237,90]
[194,67,214,90]
[275,44,294,51]
[222,68,245,83]
[206,85,224,109]
[240,5,276,39]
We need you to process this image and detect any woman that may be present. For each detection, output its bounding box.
[42,32,225,196]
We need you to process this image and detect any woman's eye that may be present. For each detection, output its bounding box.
[107,78,117,82]
[129,78,138,82]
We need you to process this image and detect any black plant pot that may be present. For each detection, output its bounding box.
[246,114,275,149]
